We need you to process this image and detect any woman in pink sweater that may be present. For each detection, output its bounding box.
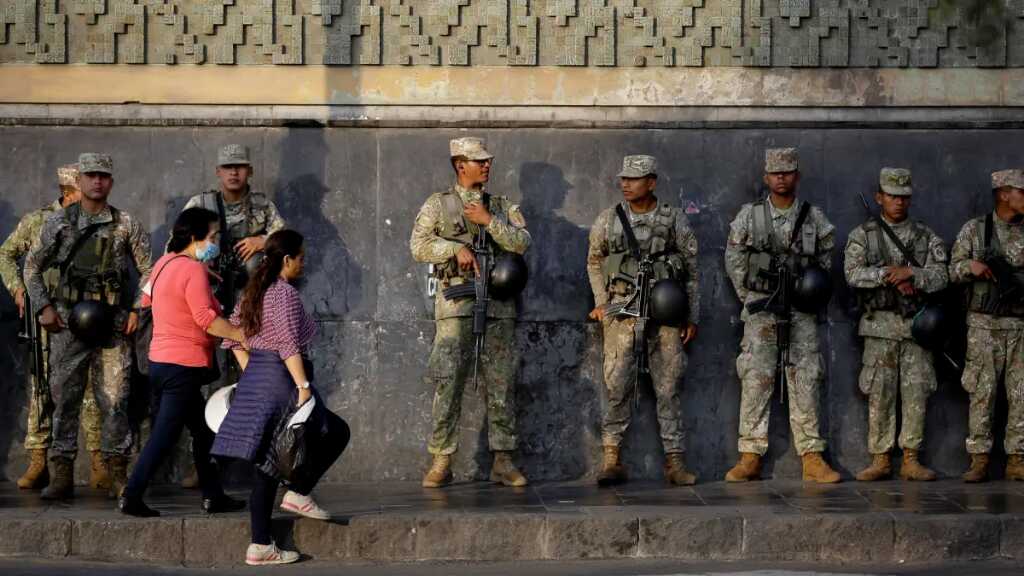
[119,208,247,518]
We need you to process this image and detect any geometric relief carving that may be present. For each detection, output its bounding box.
[1,0,1023,67]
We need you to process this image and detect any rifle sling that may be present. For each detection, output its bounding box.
[59,206,121,278]
[788,200,811,249]
[615,204,642,260]
[873,215,922,268]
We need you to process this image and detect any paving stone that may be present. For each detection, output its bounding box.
[637,513,742,560]
[348,513,417,561]
[183,517,249,567]
[894,514,1001,562]
[743,513,893,562]
[0,518,71,558]
[415,512,545,560]
[1001,516,1024,560]
[72,518,182,564]
[543,513,638,559]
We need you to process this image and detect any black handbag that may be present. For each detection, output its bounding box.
[256,398,317,488]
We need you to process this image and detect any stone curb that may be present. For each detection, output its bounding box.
[0,512,1020,567]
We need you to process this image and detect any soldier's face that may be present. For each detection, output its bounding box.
[876,191,911,223]
[1002,187,1024,215]
[217,164,251,193]
[764,171,799,196]
[457,158,491,186]
[78,173,112,201]
[620,176,656,202]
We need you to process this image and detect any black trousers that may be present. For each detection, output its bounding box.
[125,362,223,501]
[250,407,350,545]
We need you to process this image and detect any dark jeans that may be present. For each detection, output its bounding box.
[124,362,223,501]
[251,407,350,545]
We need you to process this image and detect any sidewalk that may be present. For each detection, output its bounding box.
[1,479,1022,567]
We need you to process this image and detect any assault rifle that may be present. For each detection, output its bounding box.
[745,263,793,405]
[604,252,654,408]
[16,293,50,420]
[983,249,1024,310]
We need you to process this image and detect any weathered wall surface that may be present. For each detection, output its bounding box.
[0,124,1019,483]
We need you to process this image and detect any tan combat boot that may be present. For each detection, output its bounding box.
[89,450,111,490]
[40,457,74,500]
[596,445,627,487]
[181,465,200,489]
[490,451,528,487]
[17,449,49,490]
[724,452,762,482]
[1006,454,1024,481]
[802,452,841,483]
[855,453,892,482]
[421,454,452,488]
[106,455,129,499]
[962,453,989,483]
[664,453,697,486]
[899,449,936,481]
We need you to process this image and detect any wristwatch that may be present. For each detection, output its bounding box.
[296,381,310,390]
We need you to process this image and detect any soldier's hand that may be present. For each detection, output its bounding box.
[38,305,65,333]
[456,246,480,277]
[883,266,914,285]
[682,323,698,345]
[463,202,493,227]
[895,280,916,296]
[588,306,606,321]
[234,236,266,262]
[969,260,995,281]
[14,288,25,319]
[124,311,139,335]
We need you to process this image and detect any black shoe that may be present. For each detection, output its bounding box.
[118,496,160,518]
[202,494,246,514]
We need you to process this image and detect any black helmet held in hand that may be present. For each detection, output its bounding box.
[490,253,529,300]
[68,300,114,344]
[650,279,689,327]
[911,305,948,351]
[792,264,832,314]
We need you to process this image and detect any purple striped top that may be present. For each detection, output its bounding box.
[222,278,316,360]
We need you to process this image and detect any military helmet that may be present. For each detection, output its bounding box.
[911,305,948,351]
[490,253,529,300]
[650,279,689,327]
[792,265,832,313]
[68,300,114,344]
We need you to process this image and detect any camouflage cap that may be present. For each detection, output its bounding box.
[57,164,79,187]
[992,169,1024,190]
[879,167,913,196]
[218,144,251,166]
[765,147,799,173]
[449,137,494,160]
[78,153,113,175]
[617,155,657,178]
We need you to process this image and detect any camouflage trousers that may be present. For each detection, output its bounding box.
[735,311,826,456]
[24,372,104,452]
[48,329,134,459]
[962,326,1024,455]
[858,337,935,454]
[426,318,517,455]
[601,316,687,452]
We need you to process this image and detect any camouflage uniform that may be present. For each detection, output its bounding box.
[24,154,152,461]
[0,194,104,452]
[844,168,948,455]
[586,156,699,453]
[724,149,834,457]
[950,169,1024,457]
[410,141,531,457]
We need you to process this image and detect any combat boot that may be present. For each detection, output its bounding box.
[664,452,697,486]
[1006,454,1024,481]
[596,445,627,486]
[421,454,452,488]
[962,453,989,483]
[724,453,762,482]
[899,449,936,481]
[855,453,892,482]
[89,450,111,490]
[17,449,49,490]
[106,455,129,499]
[40,457,74,500]
[490,451,528,487]
[802,452,841,483]
[181,466,200,490]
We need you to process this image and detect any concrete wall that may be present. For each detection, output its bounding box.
[0,124,1020,483]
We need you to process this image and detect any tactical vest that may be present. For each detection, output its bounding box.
[432,189,507,282]
[856,220,929,316]
[603,203,686,295]
[743,199,818,293]
[968,215,1024,318]
[57,204,125,308]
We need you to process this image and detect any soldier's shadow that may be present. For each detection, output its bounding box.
[0,198,20,478]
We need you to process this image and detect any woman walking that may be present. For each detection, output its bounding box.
[212,229,350,566]
[119,208,248,517]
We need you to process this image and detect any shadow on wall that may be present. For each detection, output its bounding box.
[0,199,19,477]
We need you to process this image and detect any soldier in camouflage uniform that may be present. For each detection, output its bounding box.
[410,137,531,488]
[586,155,700,486]
[0,164,109,491]
[723,148,841,483]
[844,168,948,482]
[950,169,1024,483]
[24,153,152,500]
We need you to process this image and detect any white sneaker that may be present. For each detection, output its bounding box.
[245,542,299,566]
[280,490,330,520]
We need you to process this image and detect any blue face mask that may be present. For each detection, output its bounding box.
[195,241,220,263]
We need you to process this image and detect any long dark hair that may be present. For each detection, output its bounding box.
[239,229,304,338]
[168,208,219,254]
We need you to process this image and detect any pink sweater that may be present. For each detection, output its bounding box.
[144,253,222,368]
